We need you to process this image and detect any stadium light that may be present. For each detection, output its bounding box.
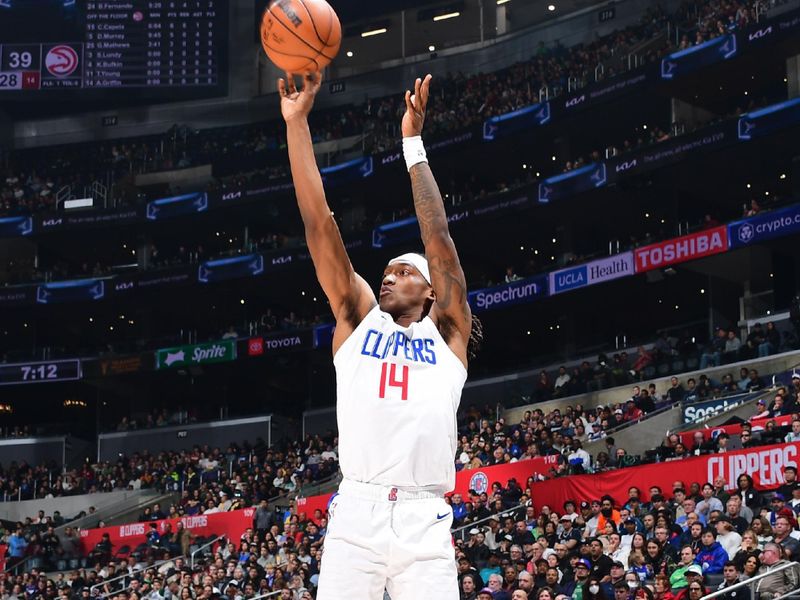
[548,4,556,10]
[433,11,460,21]
[497,0,510,4]
[361,28,387,37]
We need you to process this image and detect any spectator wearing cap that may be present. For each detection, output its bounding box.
[764,494,788,526]
[754,542,800,600]
[695,528,728,574]
[715,561,750,600]
[562,558,592,597]
[675,564,705,600]
[603,561,627,597]
[478,587,495,600]
[558,514,581,550]
[467,529,491,567]
[583,499,602,538]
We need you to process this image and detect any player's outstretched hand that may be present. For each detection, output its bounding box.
[278,71,322,123]
[401,74,432,138]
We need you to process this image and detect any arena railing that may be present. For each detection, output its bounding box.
[450,502,528,543]
[190,534,225,569]
[699,561,800,600]
[89,554,186,595]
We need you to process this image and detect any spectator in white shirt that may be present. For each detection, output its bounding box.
[553,367,571,397]
[715,517,742,559]
[785,419,800,443]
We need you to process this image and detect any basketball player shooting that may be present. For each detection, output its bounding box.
[279,70,479,599]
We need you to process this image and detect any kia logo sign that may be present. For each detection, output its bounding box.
[272,255,292,265]
[42,218,63,227]
[222,191,242,201]
[615,160,638,173]
[565,95,586,108]
[748,26,772,41]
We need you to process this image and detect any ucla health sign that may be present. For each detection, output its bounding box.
[549,252,634,295]
[729,204,800,249]
[468,275,548,313]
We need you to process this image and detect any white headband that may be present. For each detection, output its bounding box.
[387,253,431,285]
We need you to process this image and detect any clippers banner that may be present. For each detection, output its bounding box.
[529,442,799,512]
[79,508,255,555]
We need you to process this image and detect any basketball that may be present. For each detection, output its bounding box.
[261,0,342,73]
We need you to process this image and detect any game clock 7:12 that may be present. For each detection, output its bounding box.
[0,359,82,385]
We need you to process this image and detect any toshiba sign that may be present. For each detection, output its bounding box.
[634,226,728,273]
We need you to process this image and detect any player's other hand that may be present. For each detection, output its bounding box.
[278,71,322,123]
[401,74,432,138]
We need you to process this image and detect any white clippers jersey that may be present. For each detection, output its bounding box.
[333,305,467,493]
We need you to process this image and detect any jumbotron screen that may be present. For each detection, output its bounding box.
[0,0,228,94]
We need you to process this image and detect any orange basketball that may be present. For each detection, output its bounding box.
[261,0,342,73]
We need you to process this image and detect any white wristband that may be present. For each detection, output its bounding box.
[402,136,428,171]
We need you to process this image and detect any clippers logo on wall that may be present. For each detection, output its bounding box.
[41,43,82,88]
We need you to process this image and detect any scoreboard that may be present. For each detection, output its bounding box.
[0,0,227,92]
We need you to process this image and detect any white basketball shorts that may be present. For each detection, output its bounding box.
[315,478,458,600]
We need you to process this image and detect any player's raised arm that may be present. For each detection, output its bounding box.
[279,71,375,336]
[401,74,472,365]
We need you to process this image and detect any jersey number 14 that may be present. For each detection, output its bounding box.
[378,362,409,401]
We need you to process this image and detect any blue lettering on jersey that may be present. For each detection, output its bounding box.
[359,329,437,364]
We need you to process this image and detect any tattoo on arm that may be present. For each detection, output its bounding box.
[409,164,468,319]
